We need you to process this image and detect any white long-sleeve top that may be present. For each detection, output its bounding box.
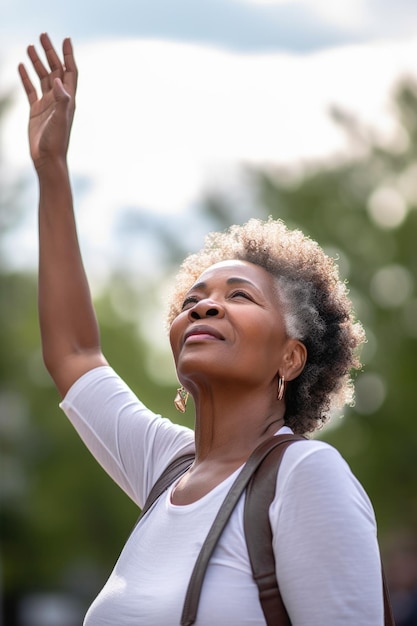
[60,366,384,625]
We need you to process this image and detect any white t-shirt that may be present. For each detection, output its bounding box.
[60,366,384,625]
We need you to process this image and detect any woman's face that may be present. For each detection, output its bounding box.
[169,260,302,392]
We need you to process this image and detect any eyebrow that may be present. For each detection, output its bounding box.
[189,277,257,292]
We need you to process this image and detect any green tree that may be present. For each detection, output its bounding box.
[3,77,417,623]
[0,95,185,620]
[202,80,417,537]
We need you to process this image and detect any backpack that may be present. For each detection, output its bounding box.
[135,434,395,626]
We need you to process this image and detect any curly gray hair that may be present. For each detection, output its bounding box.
[167,218,365,434]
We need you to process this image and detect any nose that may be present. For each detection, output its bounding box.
[189,300,223,320]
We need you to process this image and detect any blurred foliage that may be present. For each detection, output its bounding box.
[202,80,417,537]
[0,93,188,619]
[1,80,417,622]
[0,275,192,619]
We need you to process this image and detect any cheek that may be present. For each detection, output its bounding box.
[168,329,177,355]
[168,317,184,361]
[251,323,286,366]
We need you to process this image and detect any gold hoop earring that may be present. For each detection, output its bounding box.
[174,387,189,413]
[277,375,285,401]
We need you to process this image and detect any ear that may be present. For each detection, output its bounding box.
[281,339,307,382]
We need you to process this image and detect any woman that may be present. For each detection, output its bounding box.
[19,34,386,625]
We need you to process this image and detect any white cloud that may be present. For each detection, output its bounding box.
[304,0,369,30]
[234,0,289,4]
[231,0,369,30]
[3,36,417,271]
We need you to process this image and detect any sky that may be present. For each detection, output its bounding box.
[2,0,417,275]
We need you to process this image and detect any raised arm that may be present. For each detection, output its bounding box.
[19,34,107,397]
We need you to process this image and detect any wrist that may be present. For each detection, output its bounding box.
[35,155,69,182]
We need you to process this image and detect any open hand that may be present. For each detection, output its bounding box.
[18,33,78,170]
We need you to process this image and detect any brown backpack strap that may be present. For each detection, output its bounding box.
[244,441,396,626]
[135,437,396,626]
[181,434,303,626]
[244,438,304,625]
[136,453,195,522]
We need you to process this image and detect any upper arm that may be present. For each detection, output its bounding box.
[271,444,383,625]
[51,351,109,398]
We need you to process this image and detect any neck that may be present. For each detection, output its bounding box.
[188,380,285,464]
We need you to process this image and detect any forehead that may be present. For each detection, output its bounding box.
[191,260,277,292]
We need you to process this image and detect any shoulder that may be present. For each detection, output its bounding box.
[272,437,376,525]
[280,437,345,475]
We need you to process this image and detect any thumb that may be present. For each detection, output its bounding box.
[52,77,71,104]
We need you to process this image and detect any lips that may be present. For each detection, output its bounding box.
[183,325,225,343]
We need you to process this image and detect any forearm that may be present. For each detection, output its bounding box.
[37,158,104,394]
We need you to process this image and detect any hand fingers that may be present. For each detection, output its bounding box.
[62,37,78,91]
[27,42,52,94]
[62,37,77,74]
[40,32,64,76]
[18,63,38,105]
[20,34,77,104]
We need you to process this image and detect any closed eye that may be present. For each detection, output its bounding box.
[181,295,199,310]
[181,290,255,310]
[230,290,254,301]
